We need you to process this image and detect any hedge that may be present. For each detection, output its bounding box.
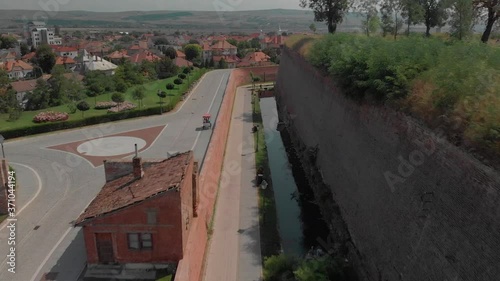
[1,104,174,139]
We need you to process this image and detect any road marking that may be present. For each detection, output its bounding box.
[124,124,169,158]
[29,227,73,281]
[174,71,210,114]
[191,74,227,151]
[0,163,42,231]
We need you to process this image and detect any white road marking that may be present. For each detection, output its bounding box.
[0,163,42,231]
[29,227,72,281]
[191,74,227,151]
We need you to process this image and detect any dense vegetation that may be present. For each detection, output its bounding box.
[290,33,500,158]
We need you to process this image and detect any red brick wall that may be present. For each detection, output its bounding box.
[83,155,195,265]
[174,66,278,281]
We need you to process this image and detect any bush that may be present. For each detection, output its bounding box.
[263,254,298,281]
[8,109,21,121]
[111,93,125,104]
[174,78,183,85]
[178,73,187,79]
[33,111,69,123]
[183,67,191,74]
[166,83,175,90]
[95,101,118,109]
[67,103,77,114]
[107,101,136,113]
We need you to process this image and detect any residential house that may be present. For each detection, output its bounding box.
[176,50,186,59]
[260,34,286,50]
[55,56,77,70]
[74,151,199,265]
[21,52,36,63]
[201,43,212,62]
[107,50,130,65]
[76,49,118,75]
[0,51,17,63]
[128,44,146,56]
[237,51,271,68]
[213,55,239,69]
[210,40,237,56]
[0,60,34,79]
[10,79,38,107]
[52,46,79,59]
[128,50,161,65]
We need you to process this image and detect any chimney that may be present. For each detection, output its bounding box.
[133,144,143,178]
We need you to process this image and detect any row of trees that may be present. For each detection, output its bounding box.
[301,0,499,42]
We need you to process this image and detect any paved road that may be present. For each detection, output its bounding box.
[203,86,262,281]
[0,69,231,281]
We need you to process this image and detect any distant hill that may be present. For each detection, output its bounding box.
[0,9,363,33]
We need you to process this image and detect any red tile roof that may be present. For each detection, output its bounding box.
[10,79,38,93]
[52,46,78,53]
[243,51,270,63]
[173,57,193,68]
[213,55,239,63]
[75,152,192,225]
[0,60,33,72]
[211,40,237,50]
[55,56,76,65]
[128,50,161,64]
[107,50,130,59]
[22,52,36,61]
[176,50,186,58]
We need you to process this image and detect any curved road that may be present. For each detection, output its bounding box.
[0,69,231,281]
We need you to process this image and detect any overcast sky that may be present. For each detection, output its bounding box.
[1,0,302,12]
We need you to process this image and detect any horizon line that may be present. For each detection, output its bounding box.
[0,8,311,13]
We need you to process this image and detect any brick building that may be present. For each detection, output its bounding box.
[75,151,199,266]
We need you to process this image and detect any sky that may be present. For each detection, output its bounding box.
[1,0,302,12]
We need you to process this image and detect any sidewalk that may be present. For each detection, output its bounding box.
[203,87,262,281]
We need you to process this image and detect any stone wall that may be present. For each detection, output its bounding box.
[0,159,9,214]
[275,47,500,281]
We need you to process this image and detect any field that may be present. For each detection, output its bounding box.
[0,9,363,33]
[0,69,205,131]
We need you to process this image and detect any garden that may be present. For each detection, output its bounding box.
[0,67,206,138]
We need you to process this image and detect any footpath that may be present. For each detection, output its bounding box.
[203,87,262,281]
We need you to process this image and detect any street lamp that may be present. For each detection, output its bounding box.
[0,134,5,159]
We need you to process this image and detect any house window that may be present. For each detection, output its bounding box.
[127,233,153,250]
[147,210,157,224]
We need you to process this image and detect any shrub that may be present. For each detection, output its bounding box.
[111,93,125,104]
[77,101,90,117]
[107,101,136,113]
[263,254,298,281]
[8,109,21,121]
[166,83,175,90]
[95,101,118,109]
[67,103,77,114]
[178,73,186,79]
[33,111,69,123]
[174,78,183,85]
[183,67,191,74]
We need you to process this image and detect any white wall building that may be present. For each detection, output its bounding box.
[26,21,62,48]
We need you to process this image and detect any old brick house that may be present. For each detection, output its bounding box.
[75,151,199,265]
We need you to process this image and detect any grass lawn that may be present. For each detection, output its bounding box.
[0,69,206,132]
[155,275,172,281]
[0,214,7,224]
[252,88,281,261]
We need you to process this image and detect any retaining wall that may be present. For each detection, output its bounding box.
[275,47,500,281]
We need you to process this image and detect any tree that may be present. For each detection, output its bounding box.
[381,0,405,39]
[226,38,238,46]
[25,79,50,110]
[154,37,170,45]
[166,83,175,90]
[20,42,29,56]
[218,58,228,69]
[157,90,167,114]
[34,44,56,74]
[0,36,17,49]
[250,38,261,49]
[418,0,450,37]
[156,57,179,79]
[188,39,200,44]
[183,67,191,74]
[309,23,317,33]
[381,1,396,36]
[77,100,90,117]
[0,69,19,113]
[400,0,425,35]
[300,0,351,33]
[450,0,476,40]
[164,46,177,59]
[132,87,146,109]
[111,92,125,108]
[357,0,380,36]
[474,0,500,43]
[183,44,202,61]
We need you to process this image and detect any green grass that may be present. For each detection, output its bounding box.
[155,275,172,281]
[0,69,206,132]
[252,88,281,261]
[0,214,7,224]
